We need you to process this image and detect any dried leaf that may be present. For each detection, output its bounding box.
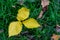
[37,0,49,19]
[56,25,60,32]
[41,0,49,8]
[57,25,60,27]
[51,34,60,40]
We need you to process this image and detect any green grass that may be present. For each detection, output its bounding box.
[0,0,60,40]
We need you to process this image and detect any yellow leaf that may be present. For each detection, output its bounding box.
[23,18,40,28]
[8,21,22,37]
[17,7,30,21]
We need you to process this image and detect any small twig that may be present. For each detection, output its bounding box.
[38,11,43,18]
[21,31,29,35]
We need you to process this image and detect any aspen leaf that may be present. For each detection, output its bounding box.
[23,18,40,28]
[8,21,22,37]
[17,7,29,21]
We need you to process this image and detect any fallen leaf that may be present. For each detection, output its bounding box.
[51,34,60,40]
[41,0,49,8]
[56,25,60,33]
[37,0,49,19]
[17,7,29,21]
[8,21,22,37]
[23,18,40,28]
